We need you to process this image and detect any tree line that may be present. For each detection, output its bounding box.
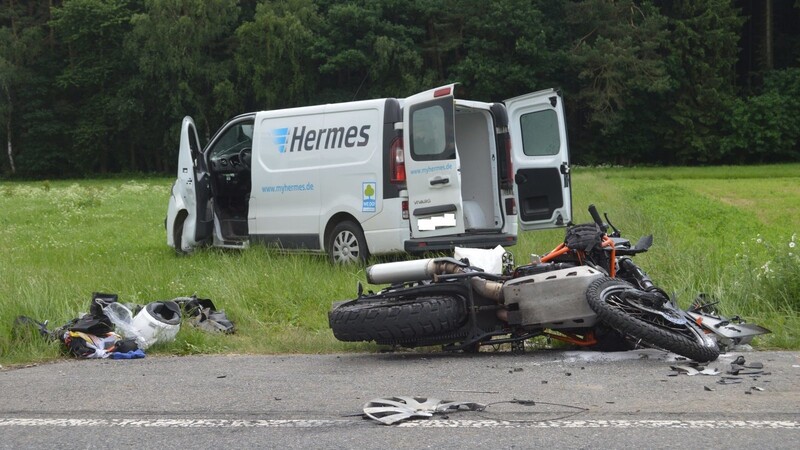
[1,0,798,178]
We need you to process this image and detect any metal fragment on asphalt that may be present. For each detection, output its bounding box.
[363,397,486,425]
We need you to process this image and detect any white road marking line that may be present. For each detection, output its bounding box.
[398,419,800,429]
[0,418,798,429]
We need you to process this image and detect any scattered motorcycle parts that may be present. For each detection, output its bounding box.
[687,297,771,352]
[363,397,485,425]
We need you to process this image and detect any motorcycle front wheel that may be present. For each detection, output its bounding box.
[586,277,720,362]
[328,295,465,345]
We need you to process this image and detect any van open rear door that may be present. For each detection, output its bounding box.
[505,89,572,230]
[403,84,465,238]
[170,116,212,250]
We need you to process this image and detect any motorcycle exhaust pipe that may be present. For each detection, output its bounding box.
[366,258,470,284]
[469,277,504,303]
[366,258,439,284]
[366,258,504,302]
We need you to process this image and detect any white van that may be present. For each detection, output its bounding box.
[166,84,572,263]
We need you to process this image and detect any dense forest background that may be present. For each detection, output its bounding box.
[1,0,799,178]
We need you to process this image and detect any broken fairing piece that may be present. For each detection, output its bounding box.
[687,301,770,352]
[670,365,720,376]
[671,365,700,376]
[363,397,486,425]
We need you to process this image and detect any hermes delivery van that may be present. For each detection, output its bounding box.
[166,84,572,263]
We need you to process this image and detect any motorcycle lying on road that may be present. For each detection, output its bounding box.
[329,205,721,362]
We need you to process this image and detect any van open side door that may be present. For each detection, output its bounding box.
[403,84,466,238]
[504,89,572,230]
[170,116,213,250]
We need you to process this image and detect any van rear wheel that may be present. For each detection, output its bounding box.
[328,221,368,264]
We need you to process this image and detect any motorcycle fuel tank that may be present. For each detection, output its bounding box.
[503,266,603,329]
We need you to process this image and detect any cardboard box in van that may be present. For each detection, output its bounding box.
[166,84,572,263]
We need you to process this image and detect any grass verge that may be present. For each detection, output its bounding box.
[1,165,798,365]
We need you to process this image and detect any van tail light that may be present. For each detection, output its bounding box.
[505,197,517,215]
[401,200,409,220]
[390,136,406,184]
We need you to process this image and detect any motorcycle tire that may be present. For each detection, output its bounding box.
[329,295,465,344]
[586,277,720,362]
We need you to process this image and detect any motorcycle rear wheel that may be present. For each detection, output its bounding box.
[586,277,720,362]
[329,295,465,345]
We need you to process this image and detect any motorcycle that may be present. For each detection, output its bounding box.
[329,205,721,362]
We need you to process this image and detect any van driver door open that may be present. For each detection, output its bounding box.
[403,84,466,238]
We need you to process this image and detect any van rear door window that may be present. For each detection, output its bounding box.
[410,98,455,161]
[520,110,560,156]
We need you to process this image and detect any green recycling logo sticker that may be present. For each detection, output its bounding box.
[362,182,376,212]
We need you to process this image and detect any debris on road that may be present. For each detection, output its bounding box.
[670,365,720,376]
[363,396,486,425]
[12,292,232,360]
[666,355,770,393]
[361,397,589,425]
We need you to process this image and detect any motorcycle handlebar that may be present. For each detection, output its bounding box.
[588,204,605,230]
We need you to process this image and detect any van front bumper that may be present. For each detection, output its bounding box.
[404,233,517,253]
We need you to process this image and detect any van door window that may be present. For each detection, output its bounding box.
[210,122,254,159]
[410,98,455,161]
[208,121,254,171]
[520,110,560,156]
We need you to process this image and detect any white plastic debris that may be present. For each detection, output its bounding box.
[454,245,506,274]
[670,365,720,376]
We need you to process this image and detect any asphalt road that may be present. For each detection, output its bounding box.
[1,349,798,449]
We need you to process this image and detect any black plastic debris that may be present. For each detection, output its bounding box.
[12,316,54,341]
[727,356,765,376]
[173,296,235,334]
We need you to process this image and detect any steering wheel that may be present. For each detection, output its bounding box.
[238,147,252,170]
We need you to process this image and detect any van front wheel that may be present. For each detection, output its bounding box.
[328,221,368,264]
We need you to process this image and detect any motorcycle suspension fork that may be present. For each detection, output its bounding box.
[618,257,655,291]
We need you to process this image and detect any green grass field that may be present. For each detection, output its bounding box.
[1,164,798,366]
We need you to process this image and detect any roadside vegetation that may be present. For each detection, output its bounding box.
[1,164,798,366]
[3,1,799,178]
